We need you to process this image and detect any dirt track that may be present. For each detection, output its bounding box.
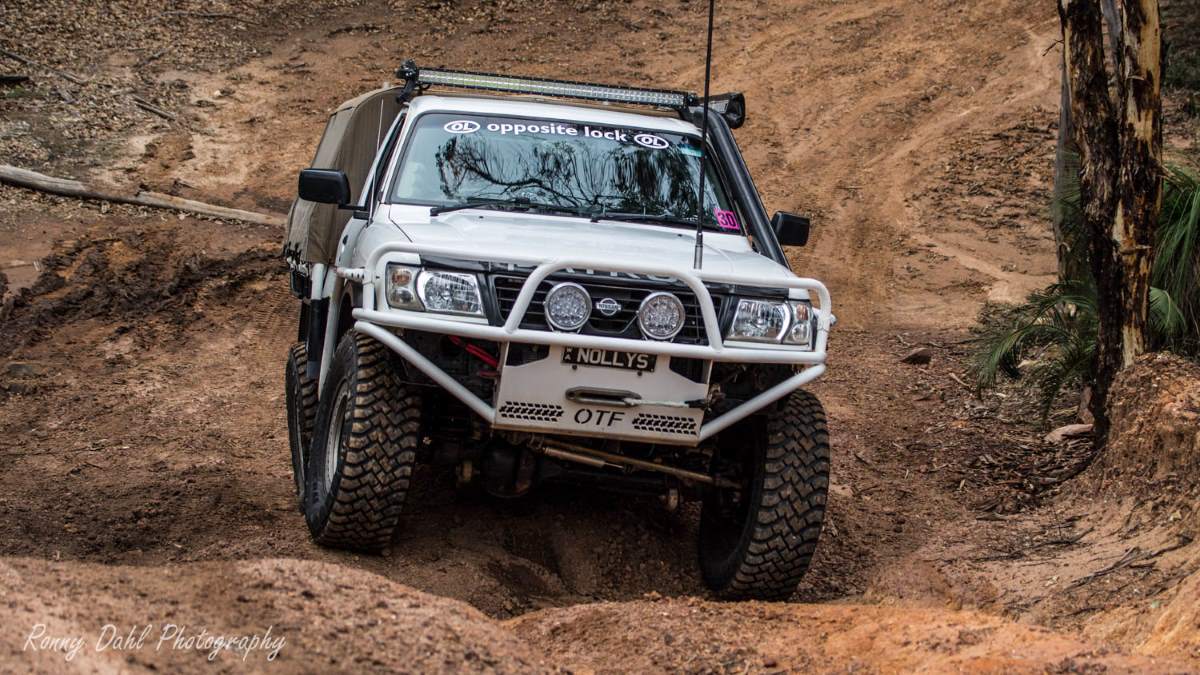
[1,0,1198,672]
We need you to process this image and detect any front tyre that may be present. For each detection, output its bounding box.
[304,332,421,552]
[699,389,830,600]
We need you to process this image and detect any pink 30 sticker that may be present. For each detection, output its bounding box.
[713,208,740,231]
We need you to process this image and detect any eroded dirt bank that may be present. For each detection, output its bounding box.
[1,0,1197,672]
[2,557,1192,673]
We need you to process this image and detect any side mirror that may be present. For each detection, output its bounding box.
[298,168,351,205]
[772,212,811,246]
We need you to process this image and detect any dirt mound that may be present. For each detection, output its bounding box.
[0,227,278,359]
[1062,354,1200,660]
[1139,570,1200,659]
[511,597,1191,673]
[0,557,548,672]
[1099,353,1200,491]
[891,355,1200,662]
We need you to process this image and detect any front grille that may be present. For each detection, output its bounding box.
[493,275,720,345]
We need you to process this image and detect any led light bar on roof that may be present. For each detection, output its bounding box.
[413,67,695,109]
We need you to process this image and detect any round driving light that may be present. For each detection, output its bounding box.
[544,282,591,331]
[638,292,686,340]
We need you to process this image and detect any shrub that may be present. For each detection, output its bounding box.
[972,167,1198,420]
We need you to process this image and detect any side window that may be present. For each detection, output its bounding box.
[707,153,752,243]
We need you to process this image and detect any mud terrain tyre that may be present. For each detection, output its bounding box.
[304,332,421,551]
[699,389,830,600]
[286,342,318,509]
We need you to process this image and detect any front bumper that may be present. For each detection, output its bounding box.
[340,241,833,445]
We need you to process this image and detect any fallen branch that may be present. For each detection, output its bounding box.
[0,165,284,227]
[131,95,176,121]
[948,372,971,389]
[1028,527,1094,551]
[1067,546,1143,589]
[1149,534,1195,558]
[0,47,87,85]
[0,74,31,85]
[973,549,1026,562]
[1065,535,1185,588]
[135,50,167,69]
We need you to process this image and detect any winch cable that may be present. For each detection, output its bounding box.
[692,0,717,270]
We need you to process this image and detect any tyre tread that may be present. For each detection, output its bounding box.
[308,333,420,552]
[714,390,830,601]
[286,342,319,504]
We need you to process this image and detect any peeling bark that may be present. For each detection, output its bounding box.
[1113,0,1162,366]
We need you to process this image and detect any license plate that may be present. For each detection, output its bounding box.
[561,346,657,372]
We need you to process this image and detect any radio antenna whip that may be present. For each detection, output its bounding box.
[692,0,716,270]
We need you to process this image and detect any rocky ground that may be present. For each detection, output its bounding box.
[0,0,1197,672]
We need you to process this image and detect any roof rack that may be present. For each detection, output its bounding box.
[395,60,697,110]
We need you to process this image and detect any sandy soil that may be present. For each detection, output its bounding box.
[1,0,1197,672]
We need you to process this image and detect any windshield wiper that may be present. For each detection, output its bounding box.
[430,197,530,216]
[591,211,718,231]
[430,197,592,218]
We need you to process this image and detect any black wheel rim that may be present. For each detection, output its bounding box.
[322,379,352,495]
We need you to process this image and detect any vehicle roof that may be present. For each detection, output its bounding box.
[405,94,703,136]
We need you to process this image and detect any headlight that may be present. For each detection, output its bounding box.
[386,264,421,310]
[638,292,686,340]
[784,301,816,349]
[416,271,484,316]
[545,282,591,332]
[728,298,790,343]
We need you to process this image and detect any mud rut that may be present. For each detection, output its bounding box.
[0,0,1195,672]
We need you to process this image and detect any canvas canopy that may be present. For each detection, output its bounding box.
[284,85,406,264]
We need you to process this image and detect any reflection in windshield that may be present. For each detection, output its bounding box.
[391,114,736,230]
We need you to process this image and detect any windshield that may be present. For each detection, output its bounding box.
[389,112,742,232]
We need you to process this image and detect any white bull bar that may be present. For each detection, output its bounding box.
[342,241,832,443]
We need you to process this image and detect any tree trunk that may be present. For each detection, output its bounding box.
[1057,0,1161,444]
[1059,0,1121,439]
[1113,0,1162,365]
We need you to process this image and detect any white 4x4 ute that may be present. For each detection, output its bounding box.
[283,64,834,600]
